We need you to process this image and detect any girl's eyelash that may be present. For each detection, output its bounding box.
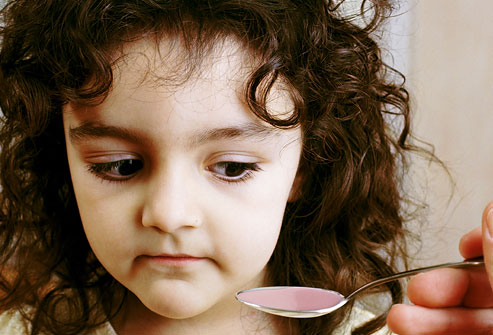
[87,159,143,182]
[207,162,262,184]
[221,170,254,184]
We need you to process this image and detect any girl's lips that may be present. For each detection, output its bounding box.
[140,254,207,266]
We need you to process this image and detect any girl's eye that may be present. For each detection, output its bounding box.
[88,159,143,181]
[206,162,262,183]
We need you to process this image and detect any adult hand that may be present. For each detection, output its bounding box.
[386,202,493,334]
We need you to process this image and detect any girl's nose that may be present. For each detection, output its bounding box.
[141,169,202,233]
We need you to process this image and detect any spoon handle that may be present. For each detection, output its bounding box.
[345,257,484,301]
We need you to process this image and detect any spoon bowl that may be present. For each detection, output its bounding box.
[236,258,484,318]
[236,286,347,318]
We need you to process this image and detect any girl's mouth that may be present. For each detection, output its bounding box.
[139,254,207,267]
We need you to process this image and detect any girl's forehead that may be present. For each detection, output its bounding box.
[106,36,294,120]
[112,36,257,91]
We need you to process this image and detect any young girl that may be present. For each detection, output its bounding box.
[0,0,415,334]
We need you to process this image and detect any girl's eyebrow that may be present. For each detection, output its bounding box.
[68,121,279,147]
[187,122,279,147]
[68,122,149,146]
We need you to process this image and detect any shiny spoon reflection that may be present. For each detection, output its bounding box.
[236,258,484,318]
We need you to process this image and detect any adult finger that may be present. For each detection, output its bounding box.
[387,304,493,335]
[459,225,482,259]
[482,202,493,295]
[407,267,493,308]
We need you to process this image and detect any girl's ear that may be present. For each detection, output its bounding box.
[288,173,303,202]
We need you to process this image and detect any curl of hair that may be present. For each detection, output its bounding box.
[1,0,416,334]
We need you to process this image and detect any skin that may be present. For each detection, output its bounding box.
[63,37,302,334]
[387,202,493,335]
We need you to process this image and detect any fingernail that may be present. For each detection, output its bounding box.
[486,208,493,240]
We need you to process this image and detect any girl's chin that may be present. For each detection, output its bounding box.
[128,289,222,320]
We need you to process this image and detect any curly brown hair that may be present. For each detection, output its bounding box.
[1,0,417,334]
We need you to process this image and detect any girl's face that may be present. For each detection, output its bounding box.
[63,37,301,325]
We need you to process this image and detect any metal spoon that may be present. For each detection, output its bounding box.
[236,258,484,318]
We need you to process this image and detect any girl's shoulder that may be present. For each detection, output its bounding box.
[0,308,30,335]
[0,308,117,335]
[333,304,393,335]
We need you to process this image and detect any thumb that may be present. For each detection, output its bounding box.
[481,202,493,290]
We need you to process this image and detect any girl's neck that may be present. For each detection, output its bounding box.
[110,292,286,335]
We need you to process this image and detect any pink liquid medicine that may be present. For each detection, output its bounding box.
[236,286,344,311]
